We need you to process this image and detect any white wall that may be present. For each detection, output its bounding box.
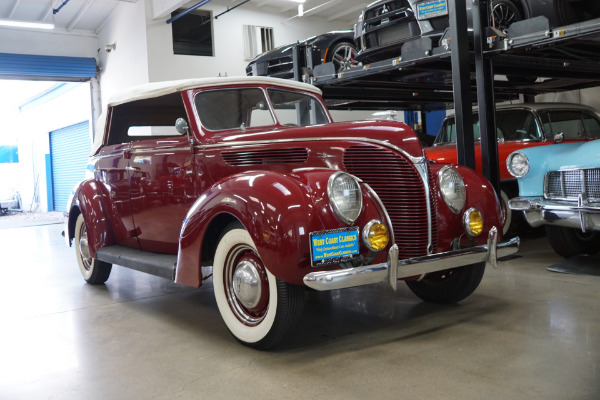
[96,0,150,108]
[0,27,98,58]
[145,2,351,82]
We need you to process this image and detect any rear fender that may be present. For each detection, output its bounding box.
[66,180,115,258]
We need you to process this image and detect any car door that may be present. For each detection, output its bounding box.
[127,131,197,254]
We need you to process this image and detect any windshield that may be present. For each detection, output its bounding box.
[434,109,542,145]
[267,88,330,126]
[194,87,329,131]
[195,88,275,131]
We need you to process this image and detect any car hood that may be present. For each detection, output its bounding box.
[515,140,600,197]
[208,120,424,159]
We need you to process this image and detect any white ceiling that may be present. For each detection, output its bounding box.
[0,0,367,34]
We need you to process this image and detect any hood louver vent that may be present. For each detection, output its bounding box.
[223,148,308,166]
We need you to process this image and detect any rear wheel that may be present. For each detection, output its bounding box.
[405,262,486,304]
[213,223,305,349]
[74,213,112,284]
[545,225,600,258]
[554,0,600,26]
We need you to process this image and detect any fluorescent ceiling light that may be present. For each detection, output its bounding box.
[0,19,55,30]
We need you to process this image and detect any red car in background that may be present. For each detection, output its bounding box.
[425,103,600,234]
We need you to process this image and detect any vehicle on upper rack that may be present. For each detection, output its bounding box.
[64,76,519,349]
[424,103,600,235]
[508,139,600,258]
[246,30,358,79]
[354,0,600,63]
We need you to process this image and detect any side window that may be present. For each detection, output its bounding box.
[106,93,188,145]
[582,112,600,138]
[267,89,329,126]
[542,110,586,140]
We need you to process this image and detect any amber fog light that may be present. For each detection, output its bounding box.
[363,220,389,251]
[463,208,483,237]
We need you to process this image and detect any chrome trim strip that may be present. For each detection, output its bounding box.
[361,183,395,245]
[303,228,520,291]
[196,136,425,164]
[130,146,190,155]
[414,162,433,254]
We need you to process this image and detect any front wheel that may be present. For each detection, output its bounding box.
[545,225,600,258]
[74,213,112,284]
[213,224,305,349]
[405,262,486,304]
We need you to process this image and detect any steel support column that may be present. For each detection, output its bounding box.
[473,0,500,193]
[448,0,475,169]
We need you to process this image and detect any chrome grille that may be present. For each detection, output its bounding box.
[343,145,436,259]
[222,148,308,166]
[545,168,600,201]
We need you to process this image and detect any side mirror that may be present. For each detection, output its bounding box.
[554,132,564,143]
[175,118,189,135]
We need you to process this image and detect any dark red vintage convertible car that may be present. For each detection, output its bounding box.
[64,76,518,349]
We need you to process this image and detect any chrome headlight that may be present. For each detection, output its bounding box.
[328,172,362,225]
[507,152,529,177]
[438,166,466,214]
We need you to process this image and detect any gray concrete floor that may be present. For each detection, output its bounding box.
[0,217,599,400]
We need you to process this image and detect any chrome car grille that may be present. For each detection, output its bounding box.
[343,145,437,259]
[545,168,600,201]
[222,148,308,166]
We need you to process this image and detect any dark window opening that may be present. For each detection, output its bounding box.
[171,9,214,57]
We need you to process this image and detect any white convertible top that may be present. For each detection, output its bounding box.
[92,76,323,154]
[107,75,322,107]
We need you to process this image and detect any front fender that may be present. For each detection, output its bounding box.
[175,169,385,287]
[66,180,115,258]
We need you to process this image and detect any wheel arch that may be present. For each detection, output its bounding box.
[65,180,115,258]
[175,170,326,287]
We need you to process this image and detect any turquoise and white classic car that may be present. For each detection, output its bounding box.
[508,139,600,258]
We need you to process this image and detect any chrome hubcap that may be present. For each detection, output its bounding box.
[224,245,269,326]
[232,260,262,309]
[78,224,92,271]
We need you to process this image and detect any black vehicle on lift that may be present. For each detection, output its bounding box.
[246,30,358,79]
[354,0,600,62]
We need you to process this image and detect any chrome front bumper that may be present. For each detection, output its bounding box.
[509,196,600,232]
[303,227,520,291]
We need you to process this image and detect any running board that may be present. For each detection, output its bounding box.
[96,245,177,281]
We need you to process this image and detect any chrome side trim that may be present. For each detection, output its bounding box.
[303,228,520,291]
[130,146,190,155]
[414,162,433,254]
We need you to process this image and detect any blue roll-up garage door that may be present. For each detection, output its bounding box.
[49,121,91,211]
[0,53,96,81]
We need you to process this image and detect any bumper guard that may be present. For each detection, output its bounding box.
[303,226,520,291]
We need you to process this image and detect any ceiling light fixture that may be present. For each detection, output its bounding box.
[298,4,304,16]
[0,18,55,30]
